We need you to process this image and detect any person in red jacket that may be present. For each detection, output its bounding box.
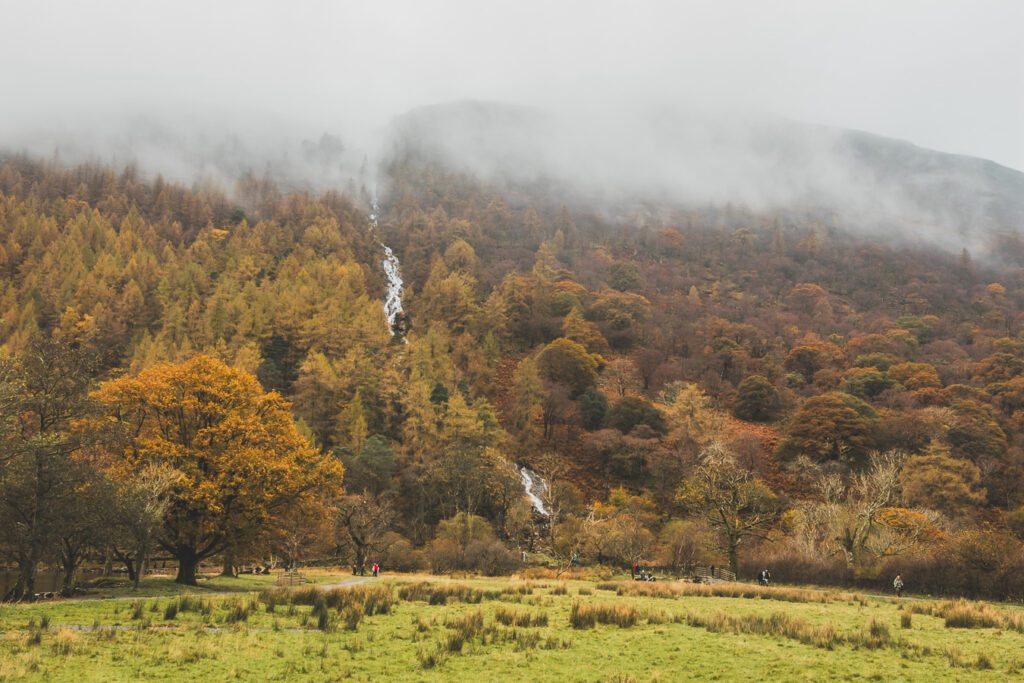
[372,563,380,578]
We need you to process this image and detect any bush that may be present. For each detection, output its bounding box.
[733,375,780,422]
[740,548,853,588]
[605,396,666,435]
[464,540,521,575]
[379,533,427,572]
[578,389,608,430]
[427,538,461,573]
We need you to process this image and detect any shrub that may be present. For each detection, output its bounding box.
[163,602,178,620]
[379,533,427,572]
[605,396,666,435]
[734,375,781,422]
[464,540,521,576]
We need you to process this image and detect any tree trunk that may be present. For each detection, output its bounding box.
[727,538,739,578]
[10,558,37,601]
[221,547,236,577]
[175,548,200,585]
[60,545,79,596]
[102,545,114,578]
[133,544,146,589]
[354,544,367,576]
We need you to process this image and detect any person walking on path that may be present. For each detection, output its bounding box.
[893,574,904,598]
[372,563,379,578]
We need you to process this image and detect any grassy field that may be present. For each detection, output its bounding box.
[2,572,1023,682]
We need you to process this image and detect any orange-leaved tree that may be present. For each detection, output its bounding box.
[92,355,344,584]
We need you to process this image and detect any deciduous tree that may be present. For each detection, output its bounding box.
[92,355,344,585]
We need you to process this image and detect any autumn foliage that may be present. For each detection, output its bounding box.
[91,355,343,584]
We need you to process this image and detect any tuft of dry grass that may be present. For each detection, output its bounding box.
[943,600,1006,629]
[397,582,498,605]
[570,601,645,629]
[684,610,843,650]
[617,580,850,604]
[494,606,549,627]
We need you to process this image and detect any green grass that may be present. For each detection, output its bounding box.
[72,568,348,600]
[2,574,1023,681]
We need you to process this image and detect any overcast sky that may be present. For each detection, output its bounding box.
[1,0,1022,170]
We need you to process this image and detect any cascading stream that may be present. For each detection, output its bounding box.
[369,198,405,338]
[371,198,545,515]
[519,466,549,517]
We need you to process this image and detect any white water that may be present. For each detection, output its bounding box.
[519,466,549,516]
[369,199,405,335]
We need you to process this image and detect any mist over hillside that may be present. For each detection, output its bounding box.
[387,100,1024,253]
[5,99,1021,259]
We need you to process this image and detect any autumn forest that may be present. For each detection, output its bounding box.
[2,150,1024,603]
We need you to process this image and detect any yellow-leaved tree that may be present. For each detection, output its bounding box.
[92,355,344,584]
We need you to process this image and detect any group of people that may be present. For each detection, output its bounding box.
[757,568,772,586]
[631,564,657,581]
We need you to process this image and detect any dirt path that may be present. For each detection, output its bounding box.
[318,576,375,591]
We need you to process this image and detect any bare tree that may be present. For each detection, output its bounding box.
[822,450,908,568]
[335,494,395,575]
[677,442,781,576]
[109,465,181,588]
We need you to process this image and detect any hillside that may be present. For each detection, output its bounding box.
[2,148,1024,599]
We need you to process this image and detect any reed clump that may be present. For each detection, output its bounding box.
[570,601,645,629]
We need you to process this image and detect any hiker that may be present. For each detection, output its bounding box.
[632,563,638,578]
[758,569,765,586]
[372,563,380,578]
[765,569,772,586]
[893,574,903,598]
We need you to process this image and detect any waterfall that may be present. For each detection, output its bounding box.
[519,466,549,516]
[369,199,405,337]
